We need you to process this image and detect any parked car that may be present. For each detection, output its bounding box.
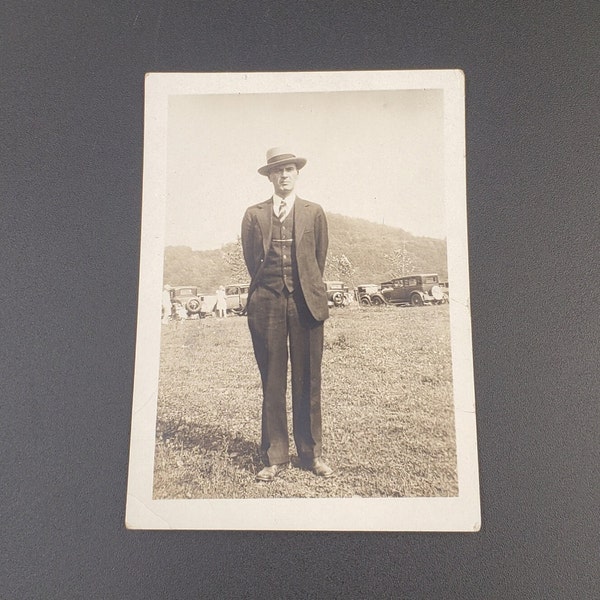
[169,285,213,318]
[224,284,250,315]
[356,284,380,305]
[369,273,447,307]
[324,280,350,307]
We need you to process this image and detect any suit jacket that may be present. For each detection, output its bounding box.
[241,197,329,322]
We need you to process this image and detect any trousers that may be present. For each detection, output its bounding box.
[247,285,324,465]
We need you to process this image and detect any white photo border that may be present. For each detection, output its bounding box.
[126,70,480,531]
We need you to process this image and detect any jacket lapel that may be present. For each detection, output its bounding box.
[257,199,273,255]
[294,197,309,245]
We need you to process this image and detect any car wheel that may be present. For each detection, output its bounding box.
[431,285,444,302]
[186,298,202,313]
[410,293,424,306]
[371,295,384,306]
[359,296,371,306]
[331,292,344,307]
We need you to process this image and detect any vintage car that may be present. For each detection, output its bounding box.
[356,284,380,305]
[168,285,213,318]
[369,273,447,307]
[324,280,350,307]
[224,284,250,315]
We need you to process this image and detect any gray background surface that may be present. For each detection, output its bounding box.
[2,2,598,598]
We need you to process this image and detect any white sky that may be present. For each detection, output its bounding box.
[166,89,446,250]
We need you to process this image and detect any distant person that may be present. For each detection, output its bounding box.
[215,285,227,318]
[241,147,333,482]
[162,285,172,324]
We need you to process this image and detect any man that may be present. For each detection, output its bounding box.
[241,147,333,482]
[161,285,172,324]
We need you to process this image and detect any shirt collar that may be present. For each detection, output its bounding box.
[272,193,296,215]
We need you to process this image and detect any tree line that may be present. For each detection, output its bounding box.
[163,212,448,292]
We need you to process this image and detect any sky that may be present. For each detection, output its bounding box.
[165,88,446,250]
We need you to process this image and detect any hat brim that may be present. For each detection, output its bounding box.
[258,157,306,176]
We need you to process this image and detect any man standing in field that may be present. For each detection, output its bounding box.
[241,147,333,482]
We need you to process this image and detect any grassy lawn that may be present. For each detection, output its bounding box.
[153,304,457,499]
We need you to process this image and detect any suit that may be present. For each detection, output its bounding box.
[241,197,329,466]
[242,197,329,321]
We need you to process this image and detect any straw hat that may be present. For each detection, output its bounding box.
[258,146,307,176]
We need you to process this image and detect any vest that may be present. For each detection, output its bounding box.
[260,208,298,293]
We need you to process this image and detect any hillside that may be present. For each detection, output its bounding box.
[163,212,447,291]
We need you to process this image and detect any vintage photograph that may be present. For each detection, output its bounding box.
[126,71,479,530]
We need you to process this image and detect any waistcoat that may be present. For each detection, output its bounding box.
[260,208,298,293]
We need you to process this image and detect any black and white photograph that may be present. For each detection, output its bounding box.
[126,70,479,530]
[6,2,599,595]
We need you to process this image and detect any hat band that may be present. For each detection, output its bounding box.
[267,153,297,164]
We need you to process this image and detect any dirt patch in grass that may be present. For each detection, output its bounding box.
[153,305,458,499]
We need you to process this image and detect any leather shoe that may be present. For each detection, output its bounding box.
[256,462,288,482]
[304,458,334,478]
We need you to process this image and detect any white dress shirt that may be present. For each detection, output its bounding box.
[272,193,296,220]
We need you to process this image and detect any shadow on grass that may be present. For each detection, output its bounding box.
[156,413,263,475]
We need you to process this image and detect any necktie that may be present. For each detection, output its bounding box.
[278,200,287,222]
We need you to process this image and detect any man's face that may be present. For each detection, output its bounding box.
[268,163,298,197]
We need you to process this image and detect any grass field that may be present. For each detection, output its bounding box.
[152,304,458,499]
